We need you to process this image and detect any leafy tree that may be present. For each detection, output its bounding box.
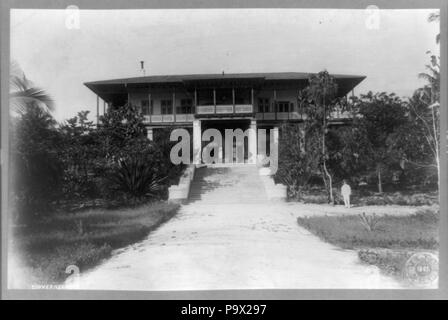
[98,102,150,159]
[59,111,100,199]
[351,92,408,193]
[276,123,320,198]
[325,125,372,184]
[10,104,63,221]
[298,71,343,203]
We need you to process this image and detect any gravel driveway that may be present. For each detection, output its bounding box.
[66,202,403,290]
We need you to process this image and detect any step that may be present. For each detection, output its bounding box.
[188,165,269,203]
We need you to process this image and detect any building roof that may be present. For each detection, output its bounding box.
[85,72,366,102]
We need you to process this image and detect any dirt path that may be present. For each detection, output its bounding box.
[66,202,403,290]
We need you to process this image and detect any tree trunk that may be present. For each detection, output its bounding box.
[323,161,334,204]
[321,166,328,192]
[377,165,383,193]
[432,108,440,191]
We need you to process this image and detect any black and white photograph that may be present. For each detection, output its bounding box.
[1,1,447,300]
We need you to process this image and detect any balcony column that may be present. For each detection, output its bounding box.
[148,92,152,122]
[173,90,176,122]
[251,88,254,107]
[248,119,257,164]
[213,88,216,114]
[194,88,197,113]
[232,87,235,113]
[193,120,202,164]
[273,89,277,120]
[96,95,99,126]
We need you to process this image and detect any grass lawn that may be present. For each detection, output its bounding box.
[298,189,438,206]
[11,201,180,286]
[297,208,439,284]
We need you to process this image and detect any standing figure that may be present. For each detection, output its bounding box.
[341,179,352,208]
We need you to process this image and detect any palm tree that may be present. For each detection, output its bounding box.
[428,12,440,44]
[9,61,54,115]
[416,54,440,183]
[418,54,440,102]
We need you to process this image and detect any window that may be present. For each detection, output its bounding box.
[277,101,290,112]
[258,98,270,112]
[161,100,173,114]
[141,100,152,115]
[216,89,233,105]
[177,99,193,114]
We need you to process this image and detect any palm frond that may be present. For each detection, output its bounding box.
[10,87,55,113]
[10,60,24,79]
[10,76,28,92]
[428,12,440,22]
[418,72,436,83]
[9,62,55,114]
[425,64,439,76]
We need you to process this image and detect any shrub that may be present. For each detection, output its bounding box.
[358,249,414,276]
[358,212,380,232]
[57,109,184,209]
[105,156,167,204]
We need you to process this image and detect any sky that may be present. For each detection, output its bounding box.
[11,8,440,122]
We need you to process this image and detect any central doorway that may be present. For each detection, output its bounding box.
[201,119,250,164]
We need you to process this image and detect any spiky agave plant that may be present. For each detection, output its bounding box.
[111,156,167,202]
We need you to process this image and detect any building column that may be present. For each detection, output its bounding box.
[147,128,154,141]
[272,126,279,163]
[248,120,257,164]
[193,120,202,165]
[273,126,279,141]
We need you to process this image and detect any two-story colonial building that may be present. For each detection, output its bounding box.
[85,72,365,163]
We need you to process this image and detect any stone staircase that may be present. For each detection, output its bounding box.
[188,164,269,204]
